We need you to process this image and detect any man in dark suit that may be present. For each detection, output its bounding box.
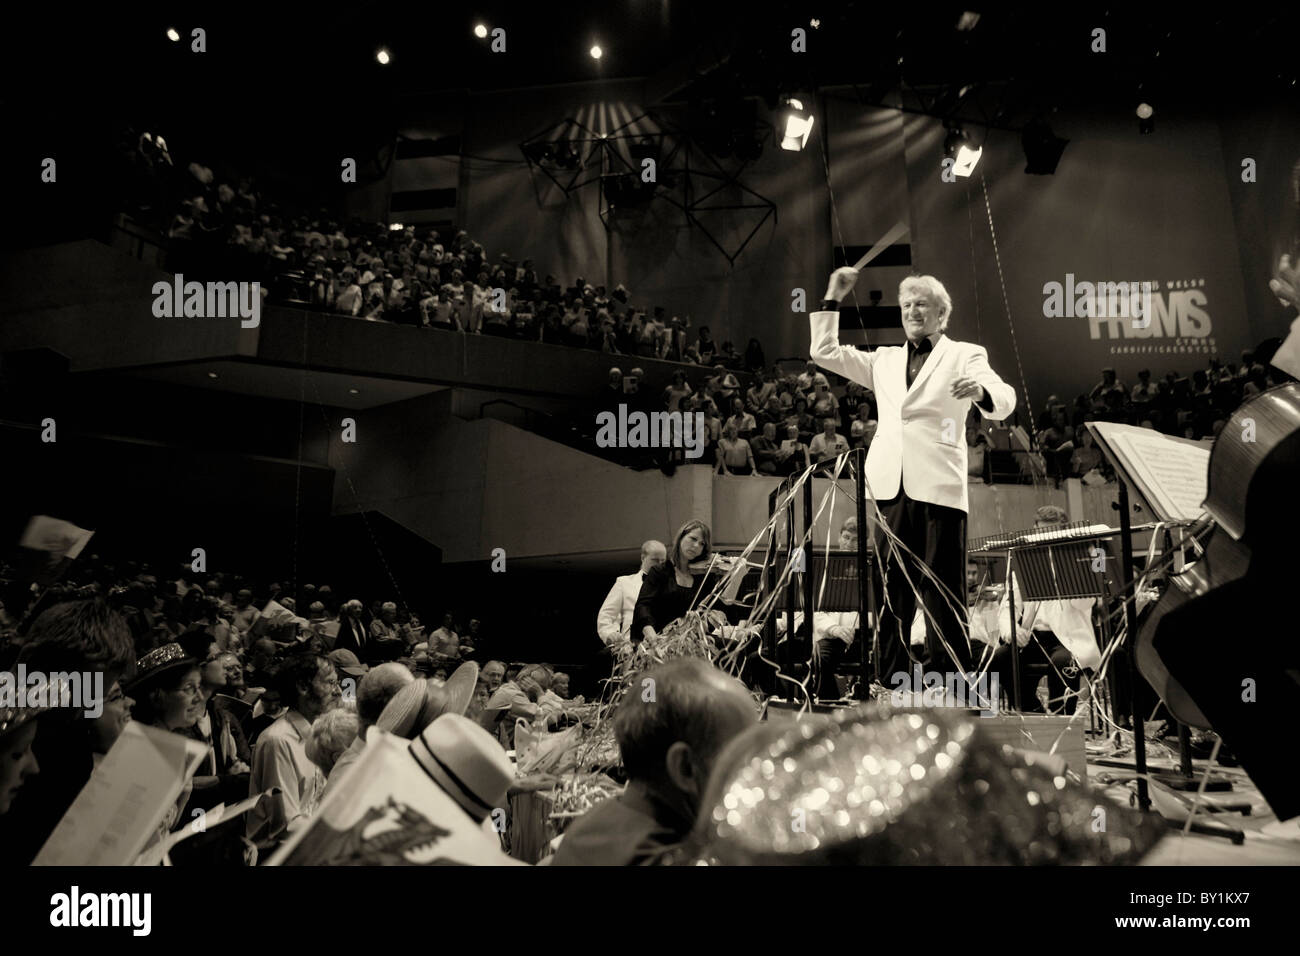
[552,659,755,866]
[333,599,375,663]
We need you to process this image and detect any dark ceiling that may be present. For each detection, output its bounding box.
[7,3,1297,110]
[1,2,1296,246]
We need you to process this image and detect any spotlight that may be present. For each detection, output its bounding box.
[780,97,815,151]
[474,24,488,39]
[1021,120,1068,175]
[376,47,391,65]
[944,125,982,177]
[207,372,219,380]
[389,222,405,231]
[590,45,603,60]
[166,27,180,42]
[1136,102,1154,134]
[348,388,360,395]
[956,12,981,31]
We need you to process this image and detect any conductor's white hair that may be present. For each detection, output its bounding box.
[899,275,953,331]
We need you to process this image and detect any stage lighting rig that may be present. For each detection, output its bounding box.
[780,98,815,151]
[943,124,982,177]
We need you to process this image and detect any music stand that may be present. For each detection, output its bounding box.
[1005,538,1107,713]
[1085,422,1206,815]
[762,448,877,701]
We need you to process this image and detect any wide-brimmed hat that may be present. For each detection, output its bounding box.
[124,643,198,694]
[375,662,478,739]
[441,661,479,713]
[408,714,514,823]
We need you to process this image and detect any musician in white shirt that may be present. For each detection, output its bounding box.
[773,518,861,700]
[596,540,667,650]
[992,506,1102,714]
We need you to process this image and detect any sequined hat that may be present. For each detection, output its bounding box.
[0,674,57,741]
[689,704,1164,865]
[124,643,198,695]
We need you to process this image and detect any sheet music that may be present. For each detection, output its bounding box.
[19,515,94,559]
[34,722,209,866]
[1101,426,1210,522]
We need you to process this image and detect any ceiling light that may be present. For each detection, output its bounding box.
[944,126,982,176]
[780,97,815,151]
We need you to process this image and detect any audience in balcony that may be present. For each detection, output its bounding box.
[121,125,1284,479]
[809,418,851,464]
[715,424,757,476]
[750,422,782,475]
[724,398,757,441]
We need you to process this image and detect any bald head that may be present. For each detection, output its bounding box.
[355,662,415,728]
[640,540,667,574]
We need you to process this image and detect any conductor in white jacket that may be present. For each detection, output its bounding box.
[810,268,1017,678]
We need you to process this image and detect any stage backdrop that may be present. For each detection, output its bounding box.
[832,100,1258,414]
[394,83,1288,410]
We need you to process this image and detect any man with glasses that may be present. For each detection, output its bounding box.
[247,653,341,850]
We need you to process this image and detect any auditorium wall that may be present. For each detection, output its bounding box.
[439,82,1282,420]
[330,401,1131,565]
[838,101,1263,411]
[452,80,828,368]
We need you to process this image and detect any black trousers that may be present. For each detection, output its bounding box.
[990,628,1081,714]
[873,493,971,680]
[813,637,849,700]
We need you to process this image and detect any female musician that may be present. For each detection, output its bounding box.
[632,519,715,643]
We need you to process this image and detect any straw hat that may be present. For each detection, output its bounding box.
[375,662,479,739]
[408,714,514,823]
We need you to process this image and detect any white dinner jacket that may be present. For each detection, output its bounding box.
[810,311,1016,513]
[596,571,643,646]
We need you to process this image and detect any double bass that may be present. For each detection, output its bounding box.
[1135,383,1300,819]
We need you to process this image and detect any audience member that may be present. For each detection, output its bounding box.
[246,652,341,849]
[551,659,756,866]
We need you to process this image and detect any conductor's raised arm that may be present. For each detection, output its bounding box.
[809,267,877,391]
